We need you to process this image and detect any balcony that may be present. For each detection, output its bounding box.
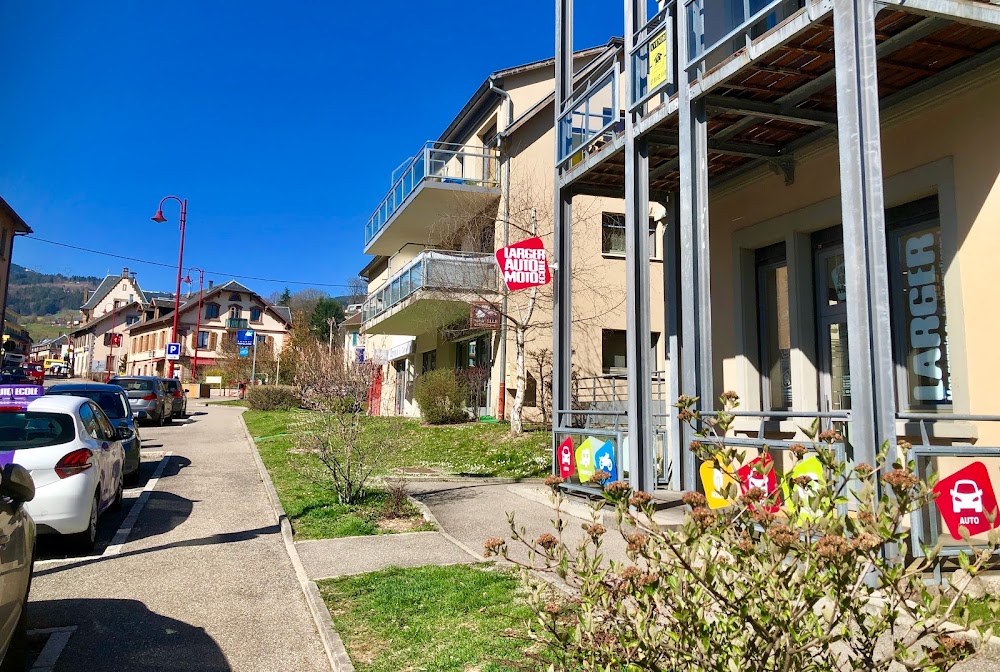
[226,318,249,330]
[362,250,498,335]
[364,142,501,256]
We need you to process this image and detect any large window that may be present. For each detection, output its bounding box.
[197,331,209,348]
[421,350,437,374]
[888,197,951,410]
[602,330,660,374]
[205,304,220,319]
[250,307,262,322]
[601,213,658,257]
[756,243,792,410]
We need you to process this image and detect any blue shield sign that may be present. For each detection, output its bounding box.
[236,330,256,347]
[239,346,250,358]
[592,440,618,483]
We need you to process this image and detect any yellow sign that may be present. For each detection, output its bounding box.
[782,456,826,519]
[648,31,668,92]
[699,459,736,509]
[576,437,601,484]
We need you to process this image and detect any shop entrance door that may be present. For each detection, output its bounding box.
[394,359,408,416]
[815,245,852,451]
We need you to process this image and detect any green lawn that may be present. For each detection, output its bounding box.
[246,410,550,540]
[318,565,535,672]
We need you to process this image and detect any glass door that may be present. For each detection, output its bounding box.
[815,245,852,430]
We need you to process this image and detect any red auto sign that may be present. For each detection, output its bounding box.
[738,455,781,513]
[496,237,551,291]
[557,436,575,479]
[933,461,999,540]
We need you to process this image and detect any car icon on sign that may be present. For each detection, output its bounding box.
[951,479,984,513]
[747,472,769,492]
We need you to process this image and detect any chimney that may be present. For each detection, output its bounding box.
[82,288,89,304]
[130,272,137,279]
[208,280,214,289]
[122,267,129,278]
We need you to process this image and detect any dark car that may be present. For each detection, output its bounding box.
[45,382,142,484]
[107,376,170,426]
[0,368,29,385]
[159,378,187,420]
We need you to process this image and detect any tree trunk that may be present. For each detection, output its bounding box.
[511,325,526,435]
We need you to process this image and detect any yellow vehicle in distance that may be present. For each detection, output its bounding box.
[42,358,70,378]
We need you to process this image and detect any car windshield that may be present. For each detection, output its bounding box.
[0,411,75,448]
[162,380,178,391]
[49,391,128,419]
[114,379,153,392]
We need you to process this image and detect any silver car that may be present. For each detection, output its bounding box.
[0,462,36,669]
[109,376,170,426]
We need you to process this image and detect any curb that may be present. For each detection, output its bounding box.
[238,413,355,672]
[406,495,486,563]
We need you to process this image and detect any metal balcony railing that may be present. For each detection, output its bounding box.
[365,142,501,246]
[557,54,623,168]
[685,0,805,68]
[362,250,497,324]
[629,3,675,110]
[226,318,248,330]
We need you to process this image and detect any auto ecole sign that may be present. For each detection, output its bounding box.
[933,461,999,540]
[495,237,551,291]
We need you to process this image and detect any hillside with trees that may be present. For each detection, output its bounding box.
[6,263,102,316]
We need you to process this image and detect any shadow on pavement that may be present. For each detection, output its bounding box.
[33,524,279,577]
[411,482,505,504]
[29,598,231,671]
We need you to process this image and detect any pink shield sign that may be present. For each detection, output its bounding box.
[557,437,575,479]
[738,454,781,513]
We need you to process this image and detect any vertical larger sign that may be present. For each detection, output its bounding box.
[496,237,551,292]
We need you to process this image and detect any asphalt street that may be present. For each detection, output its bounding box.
[26,403,329,672]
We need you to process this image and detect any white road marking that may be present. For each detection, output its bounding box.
[34,452,174,567]
[28,625,77,672]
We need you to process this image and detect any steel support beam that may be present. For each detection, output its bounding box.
[704,95,837,126]
[553,0,574,434]
[833,0,897,469]
[665,195,682,490]
[880,0,1000,29]
[625,0,655,493]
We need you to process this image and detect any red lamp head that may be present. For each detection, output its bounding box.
[183,274,192,284]
[151,209,167,223]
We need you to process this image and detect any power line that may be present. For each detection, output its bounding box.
[23,235,355,289]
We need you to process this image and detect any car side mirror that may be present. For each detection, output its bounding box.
[1,464,34,503]
[116,426,134,442]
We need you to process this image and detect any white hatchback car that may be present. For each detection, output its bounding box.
[0,396,130,551]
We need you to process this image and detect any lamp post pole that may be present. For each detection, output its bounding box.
[151,196,188,378]
[184,268,205,382]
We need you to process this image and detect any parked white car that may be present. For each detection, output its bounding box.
[0,396,130,551]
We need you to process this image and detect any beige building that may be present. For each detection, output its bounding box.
[126,280,292,380]
[0,197,33,347]
[360,41,666,420]
[71,268,148,378]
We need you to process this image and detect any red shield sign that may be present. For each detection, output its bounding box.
[933,461,999,540]
[496,237,551,291]
[738,455,781,513]
[557,436,575,479]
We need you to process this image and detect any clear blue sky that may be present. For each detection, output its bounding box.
[0,1,621,299]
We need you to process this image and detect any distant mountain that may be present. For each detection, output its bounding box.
[7,263,102,316]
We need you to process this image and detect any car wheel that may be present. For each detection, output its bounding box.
[110,472,124,511]
[156,410,164,427]
[71,491,100,553]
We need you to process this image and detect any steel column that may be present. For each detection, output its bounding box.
[665,195,682,490]
[625,0,655,493]
[552,0,575,433]
[833,0,897,468]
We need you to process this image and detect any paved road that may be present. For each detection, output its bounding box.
[27,404,329,672]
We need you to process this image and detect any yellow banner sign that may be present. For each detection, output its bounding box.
[649,32,668,92]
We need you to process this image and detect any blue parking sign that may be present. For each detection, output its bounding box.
[239,346,250,358]
[165,342,181,361]
[236,330,255,347]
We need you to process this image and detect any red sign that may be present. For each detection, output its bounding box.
[557,436,575,479]
[738,454,781,513]
[110,333,123,347]
[933,461,999,540]
[495,237,551,291]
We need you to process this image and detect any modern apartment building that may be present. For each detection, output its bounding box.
[126,280,292,380]
[551,0,1000,531]
[360,41,666,420]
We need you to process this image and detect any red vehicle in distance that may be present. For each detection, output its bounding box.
[23,362,45,385]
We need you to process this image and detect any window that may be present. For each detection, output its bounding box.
[229,292,241,301]
[0,411,74,449]
[888,197,951,410]
[125,315,140,325]
[250,307,262,322]
[756,243,792,410]
[456,336,490,370]
[79,404,99,440]
[197,331,209,348]
[256,334,268,345]
[601,329,661,374]
[601,213,658,257]
[422,350,437,374]
[229,306,240,320]
[205,304,220,319]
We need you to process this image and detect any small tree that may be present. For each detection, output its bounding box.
[293,336,388,504]
[309,297,345,343]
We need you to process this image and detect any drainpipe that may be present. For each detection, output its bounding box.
[489,76,514,421]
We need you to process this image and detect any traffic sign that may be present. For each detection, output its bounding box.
[557,437,575,480]
[236,330,256,347]
[738,454,781,513]
[165,342,181,361]
[239,346,250,358]
[933,461,999,540]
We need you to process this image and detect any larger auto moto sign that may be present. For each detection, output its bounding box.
[495,237,551,291]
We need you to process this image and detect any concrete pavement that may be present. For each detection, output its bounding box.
[28,404,329,671]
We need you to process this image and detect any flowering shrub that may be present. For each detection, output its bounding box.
[491,393,1000,671]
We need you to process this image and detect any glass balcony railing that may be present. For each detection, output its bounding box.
[226,318,249,330]
[365,142,500,246]
[362,250,497,324]
[685,0,801,67]
[557,56,623,167]
[629,4,674,110]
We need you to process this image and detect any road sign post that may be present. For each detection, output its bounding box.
[251,336,258,386]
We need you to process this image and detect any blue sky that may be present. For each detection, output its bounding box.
[0,1,622,299]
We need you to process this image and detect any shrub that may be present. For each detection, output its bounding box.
[245,385,300,411]
[493,393,1000,672]
[413,369,469,425]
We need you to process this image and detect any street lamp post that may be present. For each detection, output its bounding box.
[184,268,205,382]
[151,196,188,378]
